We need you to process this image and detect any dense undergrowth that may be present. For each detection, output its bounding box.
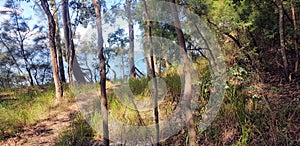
[55,60,299,145]
[0,60,298,145]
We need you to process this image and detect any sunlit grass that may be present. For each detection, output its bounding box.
[0,85,72,140]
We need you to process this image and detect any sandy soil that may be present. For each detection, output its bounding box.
[0,103,79,146]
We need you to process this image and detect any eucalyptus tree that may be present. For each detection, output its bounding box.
[40,0,63,100]
[169,0,197,145]
[141,0,160,144]
[278,0,289,81]
[92,0,109,145]
[61,0,86,84]
[107,28,129,79]
[126,0,136,78]
[291,0,298,73]
[0,0,53,87]
[50,0,66,83]
[0,0,34,86]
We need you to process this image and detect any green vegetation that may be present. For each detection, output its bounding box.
[55,114,93,146]
[0,0,299,145]
[0,85,55,140]
[0,84,76,141]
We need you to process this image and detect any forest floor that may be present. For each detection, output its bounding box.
[0,102,79,146]
[0,79,299,145]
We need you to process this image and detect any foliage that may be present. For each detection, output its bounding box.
[0,0,300,145]
[162,67,182,97]
[129,77,150,95]
[0,0,51,87]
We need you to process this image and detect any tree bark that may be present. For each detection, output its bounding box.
[142,0,159,144]
[126,0,136,78]
[61,0,86,84]
[61,0,73,84]
[169,0,197,145]
[278,0,289,81]
[146,55,153,76]
[50,0,66,83]
[92,0,109,145]
[40,0,63,100]
[291,1,299,74]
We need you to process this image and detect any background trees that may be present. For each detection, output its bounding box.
[0,0,299,145]
[0,0,52,87]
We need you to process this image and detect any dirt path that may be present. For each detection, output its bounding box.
[0,103,79,146]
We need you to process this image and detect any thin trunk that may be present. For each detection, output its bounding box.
[126,0,136,78]
[122,55,125,78]
[142,0,159,144]
[169,0,197,146]
[50,0,66,83]
[92,0,109,145]
[41,0,63,100]
[143,23,153,77]
[13,10,34,86]
[146,55,153,76]
[61,0,86,84]
[153,54,159,75]
[21,43,34,86]
[291,1,299,73]
[61,0,72,84]
[279,0,289,81]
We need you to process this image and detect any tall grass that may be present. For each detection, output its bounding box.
[0,85,55,140]
[55,114,93,146]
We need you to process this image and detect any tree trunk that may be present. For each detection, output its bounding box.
[61,0,72,84]
[61,0,86,85]
[146,55,153,76]
[142,0,159,144]
[21,43,34,86]
[40,0,63,100]
[169,0,197,145]
[278,0,289,81]
[126,0,136,78]
[15,16,34,86]
[291,1,299,74]
[50,0,66,83]
[92,0,109,145]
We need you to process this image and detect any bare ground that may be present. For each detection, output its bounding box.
[0,103,79,146]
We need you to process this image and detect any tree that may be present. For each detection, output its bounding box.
[40,0,63,100]
[291,0,299,73]
[278,0,289,81]
[169,0,197,145]
[0,0,34,86]
[126,0,136,78]
[0,0,53,87]
[107,28,129,79]
[50,0,66,83]
[61,0,86,84]
[92,0,109,145]
[141,0,159,144]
